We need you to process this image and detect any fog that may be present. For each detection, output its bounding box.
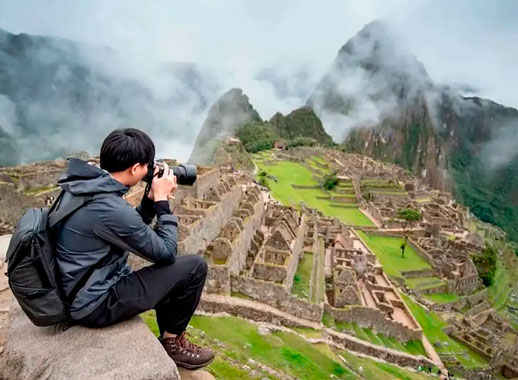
[0,0,517,162]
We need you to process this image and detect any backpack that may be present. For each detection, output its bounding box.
[5,191,97,327]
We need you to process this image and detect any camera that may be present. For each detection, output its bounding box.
[144,159,197,186]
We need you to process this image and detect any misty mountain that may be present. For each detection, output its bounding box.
[269,107,333,145]
[0,28,222,166]
[307,20,518,241]
[188,88,262,165]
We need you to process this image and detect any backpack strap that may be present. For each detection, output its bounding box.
[47,191,109,313]
[48,192,95,229]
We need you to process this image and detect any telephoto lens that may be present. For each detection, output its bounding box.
[144,160,197,186]
[172,165,197,186]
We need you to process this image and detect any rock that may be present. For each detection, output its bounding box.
[178,368,216,380]
[257,325,270,336]
[0,234,11,270]
[0,299,180,380]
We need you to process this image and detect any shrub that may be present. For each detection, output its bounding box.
[473,245,497,287]
[236,122,279,153]
[322,174,338,190]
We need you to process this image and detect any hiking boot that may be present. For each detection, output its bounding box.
[160,331,214,369]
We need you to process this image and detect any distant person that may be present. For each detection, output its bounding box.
[54,128,214,369]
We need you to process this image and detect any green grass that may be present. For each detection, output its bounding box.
[323,311,336,328]
[406,277,446,290]
[401,294,488,369]
[273,331,356,379]
[143,312,358,379]
[231,291,254,300]
[335,321,427,357]
[340,350,434,380]
[311,155,327,165]
[357,232,432,278]
[488,256,514,310]
[209,357,261,379]
[292,252,313,300]
[292,327,323,339]
[255,158,374,226]
[424,293,460,304]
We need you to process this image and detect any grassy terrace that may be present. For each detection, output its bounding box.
[292,252,313,300]
[423,293,460,304]
[143,312,356,379]
[336,321,427,357]
[254,157,374,226]
[144,312,435,379]
[322,312,427,357]
[356,232,431,278]
[401,294,489,369]
[340,350,434,380]
[405,277,446,291]
[489,254,514,310]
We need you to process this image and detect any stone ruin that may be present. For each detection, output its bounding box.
[320,218,423,342]
[449,309,518,378]
[413,233,480,295]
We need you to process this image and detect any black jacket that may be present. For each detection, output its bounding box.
[55,158,178,320]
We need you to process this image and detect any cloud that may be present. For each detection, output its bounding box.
[0,0,517,163]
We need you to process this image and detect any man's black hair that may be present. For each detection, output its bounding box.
[100,128,155,173]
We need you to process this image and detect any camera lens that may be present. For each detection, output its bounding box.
[172,165,197,186]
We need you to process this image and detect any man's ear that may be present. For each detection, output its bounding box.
[130,163,141,176]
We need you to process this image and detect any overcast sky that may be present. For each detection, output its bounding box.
[1,0,517,123]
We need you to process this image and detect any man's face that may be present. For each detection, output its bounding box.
[128,162,149,186]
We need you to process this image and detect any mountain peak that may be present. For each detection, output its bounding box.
[188,88,261,164]
[307,20,433,136]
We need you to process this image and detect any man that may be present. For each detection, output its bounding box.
[54,128,214,369]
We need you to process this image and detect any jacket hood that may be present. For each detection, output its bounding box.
[57,158,129,195]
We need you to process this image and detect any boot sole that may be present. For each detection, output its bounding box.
[174,357,215,370]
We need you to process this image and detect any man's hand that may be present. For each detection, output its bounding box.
[151,162,177,201]
[146,165,161,200]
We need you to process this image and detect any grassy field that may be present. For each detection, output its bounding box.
[339,350,434,380]
[356,232,432,278]
[423,293,460,304]
[488,252,517,311]
[401,294,488,369]
[255,158,374,226]
[334,321,427,357]
[143,311,439,379]
[292,252,313,300]
[405,277,446,291]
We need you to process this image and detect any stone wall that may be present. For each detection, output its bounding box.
[206,264,231,295]
[231,275,323,322]
[290,184,320,189]
[178,184,242,254]
[465,300,491,317]
[228,196,265,275]
[0,182,61,226]
[199,295,434,369]
[325,330,434,369]
[285,213,307,290]
[400,269,437,278]
[325,304,422,342]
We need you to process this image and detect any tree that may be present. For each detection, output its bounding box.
[397,208,421,258]
[321,172,339,191]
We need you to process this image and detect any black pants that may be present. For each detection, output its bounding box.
[77,255,208,335]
